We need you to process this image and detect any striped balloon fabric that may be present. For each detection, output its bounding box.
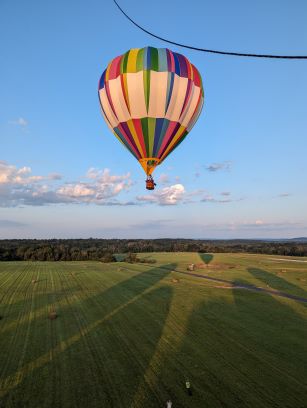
[98,46,204,176]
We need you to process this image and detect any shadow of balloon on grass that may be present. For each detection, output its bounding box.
[198,253,214,265]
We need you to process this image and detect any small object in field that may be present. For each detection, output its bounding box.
[49,311,57,320]
[166,400,172,408]
[32,279,37,284]
[187,264,195,271]
[185,379,192,396]
[171,278,179,283]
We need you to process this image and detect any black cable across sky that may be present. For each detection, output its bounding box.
[113,0,307,60]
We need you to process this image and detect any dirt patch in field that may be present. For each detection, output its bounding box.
[195,263,237,270]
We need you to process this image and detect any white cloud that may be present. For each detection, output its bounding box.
[9,117,28,127]
[0,161,132,207]
[0,161,32,185]
[137,184,185,206]
[57,184,96,198]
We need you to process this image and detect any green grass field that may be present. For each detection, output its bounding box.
[0,253,307,408]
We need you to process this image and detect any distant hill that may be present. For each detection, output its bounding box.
[290,237,307,242]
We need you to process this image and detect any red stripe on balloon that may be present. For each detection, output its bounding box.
[157,121,180,158]
[192,65,201,87]
[104,82,118,121]
[132,119,147,157]
[118,123,141,159]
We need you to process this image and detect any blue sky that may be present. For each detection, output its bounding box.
[0,0,307,239]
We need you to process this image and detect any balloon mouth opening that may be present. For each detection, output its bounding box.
[139,158,160,176]
[146,176,156,190]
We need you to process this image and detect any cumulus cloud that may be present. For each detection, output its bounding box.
[205,161,232,172]
[137,184,185,206]
[9,117,28,127]
[0,161,132,207]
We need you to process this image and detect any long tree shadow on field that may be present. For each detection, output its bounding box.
[198,253,214,265]
[0,285,84,335]
[0,264,175,408]
[248,267,307,303]
[159,267,307,408]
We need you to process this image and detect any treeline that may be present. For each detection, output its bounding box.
[0,238,307,261]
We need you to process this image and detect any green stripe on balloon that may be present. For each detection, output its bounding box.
[141,118,150,157]
[143,70,150,112]
[150,47,159,71]
[136,48,144,72]
[147,118,156,156]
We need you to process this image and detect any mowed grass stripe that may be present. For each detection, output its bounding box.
[0,263,37,382]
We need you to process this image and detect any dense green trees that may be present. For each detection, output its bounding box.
[0,238,306,261]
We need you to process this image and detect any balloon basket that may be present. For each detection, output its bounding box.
[146,176,156,190]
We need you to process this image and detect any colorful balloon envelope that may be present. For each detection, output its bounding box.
[98,46,204,189]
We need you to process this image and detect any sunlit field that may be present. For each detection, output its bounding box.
[0,253,307,408]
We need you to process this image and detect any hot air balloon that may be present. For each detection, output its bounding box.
[98,47,204,190]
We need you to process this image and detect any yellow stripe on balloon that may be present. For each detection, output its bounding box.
[105,62,112,82]
[127,48,140,73]
[127,119,144,157]
[122,73,130,114]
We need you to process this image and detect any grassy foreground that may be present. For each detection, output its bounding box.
[0,253,307,408]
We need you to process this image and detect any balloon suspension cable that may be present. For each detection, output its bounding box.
[112,0,307,59]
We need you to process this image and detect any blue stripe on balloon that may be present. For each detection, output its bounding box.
[173,53,181,75]
[98,70,106,90]
[155,118,170,157]
[165,72,175,114]
[152,118,164,156]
